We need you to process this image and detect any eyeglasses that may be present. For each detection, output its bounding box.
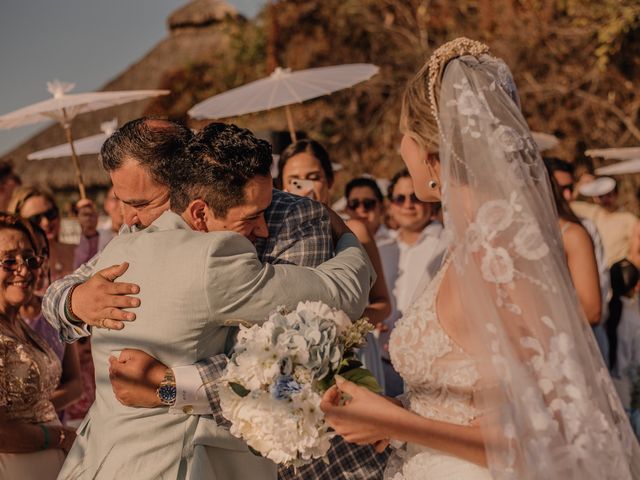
[27,207,59,225]
[391,193,421,206]
[347,198,378,212]
[0,255,45,272]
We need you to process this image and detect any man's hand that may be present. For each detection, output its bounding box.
[76,198,99,238]
[70,263,140,330]
[108,349,168,408]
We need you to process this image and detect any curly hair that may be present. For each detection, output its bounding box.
[170,123,272,217]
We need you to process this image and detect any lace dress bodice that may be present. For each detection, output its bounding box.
[0,321,61,423]
[386,260,491,479]
[389,258,480,426]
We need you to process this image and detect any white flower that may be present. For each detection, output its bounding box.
[465,223,484,253]
[476,200,514,235]
[481,247,514,284]
[296,301,352,334]
[514,224,549,260]
[493,125,524,153]
[455,82,483,116]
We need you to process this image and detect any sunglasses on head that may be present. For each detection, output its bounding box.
[347,198,378,212]
[28,207,58,225]
[391,193,421,206]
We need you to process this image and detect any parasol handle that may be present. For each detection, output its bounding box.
[284,105,297,143]
[63,125,87,199]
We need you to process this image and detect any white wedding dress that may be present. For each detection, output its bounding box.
[386,258,492,479]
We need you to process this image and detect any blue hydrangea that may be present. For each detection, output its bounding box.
[270,374,303,401]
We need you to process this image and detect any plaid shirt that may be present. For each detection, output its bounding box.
[43,188,388,479]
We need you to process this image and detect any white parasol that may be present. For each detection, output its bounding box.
[595,158,640,176]
[27,119,118,160]
[585,147,640,160]
[0,81,169,198]
[188,64,379,141]
[531,132,560,152]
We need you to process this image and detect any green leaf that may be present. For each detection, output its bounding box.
[229,382,250,398]
[340,367,383,393]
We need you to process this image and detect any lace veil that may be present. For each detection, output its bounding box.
[426,38,640,479]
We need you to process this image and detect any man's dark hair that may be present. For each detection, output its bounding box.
[387,168,411,199]
[344,177,384,202]
[275,139,334,189]
[543,156,575,176]
[100,118,193,186]
[170,123,272,217]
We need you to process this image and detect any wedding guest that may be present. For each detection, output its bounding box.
[277,140,391,327]
[573,176,640,267]
[0,214,76,479]
[0,161,20,211]
[9,186,75,281]
[378,169,447,396]
[278,141,391,391]
[607,259,640,415]
[545,157,610,361]
[43,119,389,480]
[73,186,123,268]
[20,222,82,418]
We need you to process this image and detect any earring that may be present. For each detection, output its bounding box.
[429,180,438,189]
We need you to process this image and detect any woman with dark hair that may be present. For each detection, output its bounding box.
[277,139,391,327]
[8,186,75,282]
[608,260,640,413]
[543,160,603,326]
[277,140,391,390]
[0,214,76,479]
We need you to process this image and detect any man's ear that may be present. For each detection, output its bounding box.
[185,199,209,232]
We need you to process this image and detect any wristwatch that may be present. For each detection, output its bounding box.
[156,369,177,406]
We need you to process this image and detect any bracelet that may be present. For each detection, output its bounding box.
[38,424,50,450]
[65,283,84,326]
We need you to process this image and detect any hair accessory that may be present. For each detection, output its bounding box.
[427,38,491,133]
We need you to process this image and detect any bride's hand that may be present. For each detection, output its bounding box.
[320,375,401,448]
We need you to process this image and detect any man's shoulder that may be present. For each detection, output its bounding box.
[266,189,323,224]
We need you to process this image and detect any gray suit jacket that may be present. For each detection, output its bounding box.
[58,211,373,480]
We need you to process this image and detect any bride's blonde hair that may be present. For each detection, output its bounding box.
[400,37,491,153]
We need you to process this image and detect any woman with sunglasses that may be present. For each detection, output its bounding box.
[8,186,75,282]
[20,222,83,426]
[0,215,76,479]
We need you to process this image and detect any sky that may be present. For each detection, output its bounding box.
[0,0,266,156]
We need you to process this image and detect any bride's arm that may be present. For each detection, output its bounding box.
[320,376,487,467]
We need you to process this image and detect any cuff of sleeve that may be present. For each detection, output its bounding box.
[58,286,91,340]
[170,364,212,415]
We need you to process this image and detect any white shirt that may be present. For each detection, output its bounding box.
[394,222,447,314]
[378,222,447,359]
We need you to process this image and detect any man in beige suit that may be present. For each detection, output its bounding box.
[56,122,374,479]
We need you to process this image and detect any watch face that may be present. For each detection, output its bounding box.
[158,385,177,404]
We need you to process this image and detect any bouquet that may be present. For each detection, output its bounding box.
[217,301,380,467]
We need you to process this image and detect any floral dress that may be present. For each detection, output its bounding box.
[0,320,65,479]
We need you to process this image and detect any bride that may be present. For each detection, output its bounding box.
[320,38,640,479]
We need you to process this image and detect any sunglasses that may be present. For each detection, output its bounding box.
[391,193,421,206]
[0,255,45,272]
[28,207,59,225]
[347,198,378,212]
